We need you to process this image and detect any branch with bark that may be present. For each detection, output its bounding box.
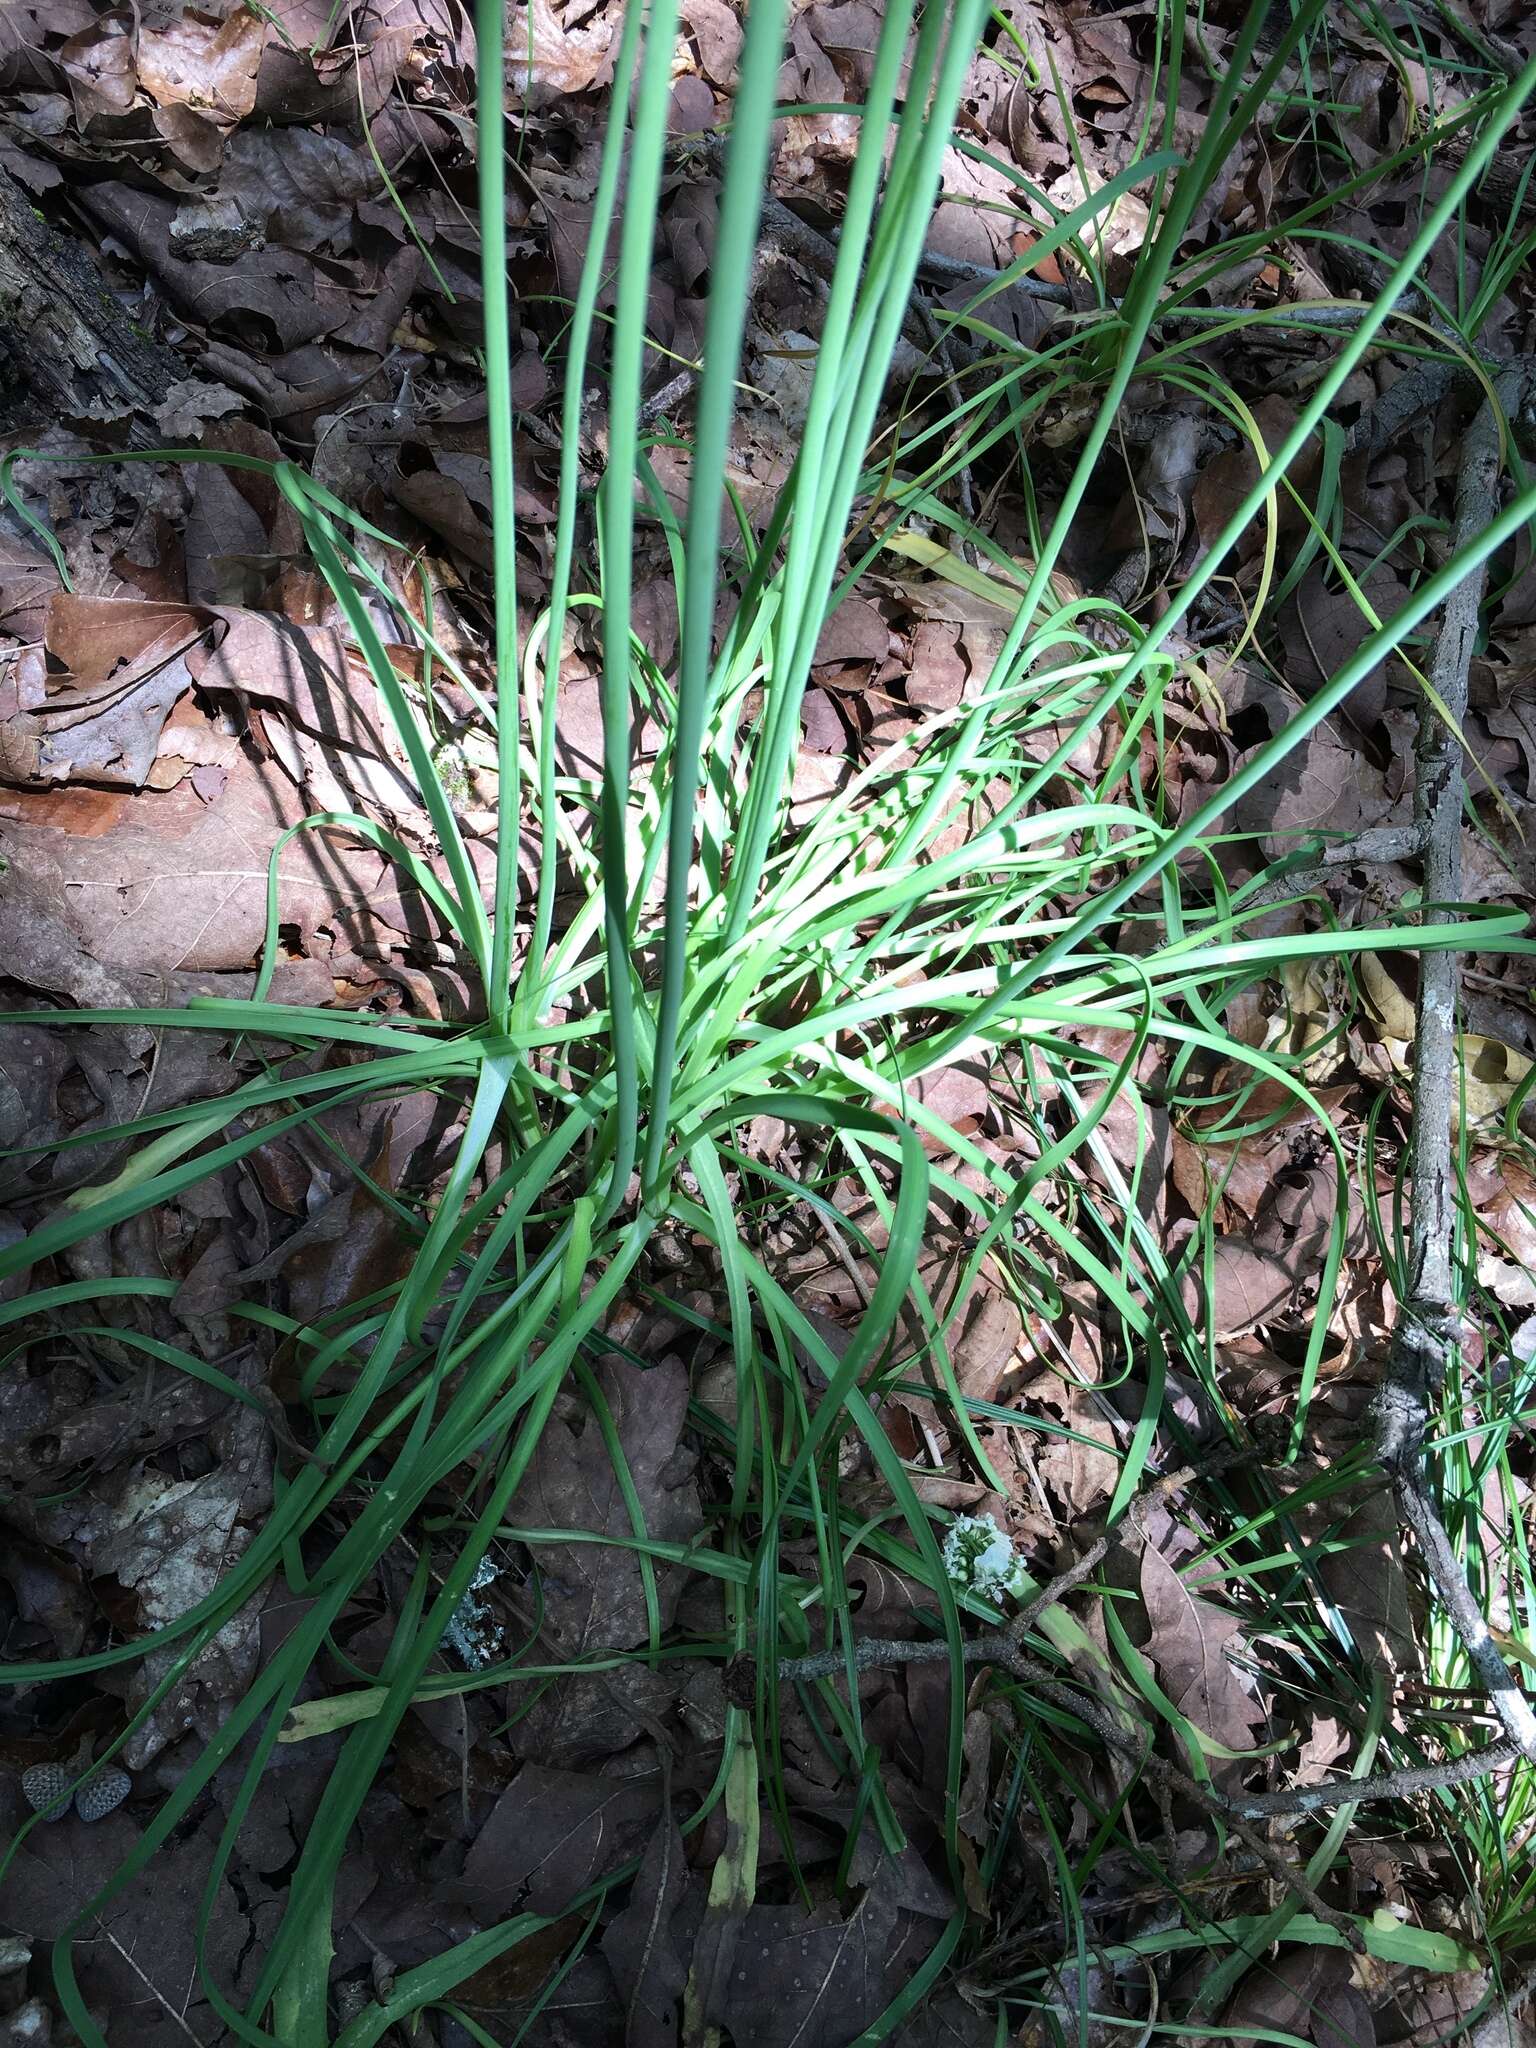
[1372,362,1536,1765]
[0,162,185,444]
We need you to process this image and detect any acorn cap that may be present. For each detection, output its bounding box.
[73,1765,130,1823]
[20,1762,73,1822]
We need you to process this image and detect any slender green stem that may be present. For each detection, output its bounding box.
[641,0,791,1203]
[477,0,521,1026]
[594,0,682,1225]
[519,0,650,1010]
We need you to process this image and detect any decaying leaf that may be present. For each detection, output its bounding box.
[18,1393,272,1767]
[1359,948,1535,1131]
[504,1355,702,1763]
[1140,1543,1267,1765]
[700,1856,940,2048]
[447,1764,660,1920]
[3,594,207,790]
[506,0,614,108]
[1224,1945,1376,2047]
[137,6,267,168]
[0,750,428,975]
[600,1799,692,2048]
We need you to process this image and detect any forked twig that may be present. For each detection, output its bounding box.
[773,1446,1362,1944]
[999,1650,1365,1951]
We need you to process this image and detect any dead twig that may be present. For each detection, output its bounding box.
[1373,362,1536,1764]
[1241,823,1428,910]
[1234,1737,1525,1820]
[1003,1444,1252,1648]
[98,1933,207,2046]
[775,1596,1362,1946]
[765,1416,1528,1875]
[999,1650,1366,1951]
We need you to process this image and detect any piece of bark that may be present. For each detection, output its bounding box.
[0,162,185,442]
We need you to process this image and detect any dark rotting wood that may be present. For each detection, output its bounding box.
[0,162,185,444]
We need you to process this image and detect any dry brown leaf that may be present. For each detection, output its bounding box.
[1140,1545,1267,1761]
[506,0,614,108]
[1182,1238,1296,1340]
[600,1803,691,2048]
[681,0,741,81]
[448,1766,660,1921]
[505,1354,701,1765]
[1279,955,1350,1083]
[0,751,422,974]
[1231,722,1387,858]
[26,1399,272,1767]
[193,609,423,822]
[2,594,207,790]
[1360,951,1535,1131]
[0,530,59,643]
[1276,558,1407,727]
[1222,1946,1375,2046]
[136,4,266,167]
[58,11,136,124]
[703,1859,941,2048]
[1191,395,1314,560]
[1033,1375,1120,1516]
[1295,1464,1417,1683]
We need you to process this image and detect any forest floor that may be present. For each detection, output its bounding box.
[3,0,1536,2044]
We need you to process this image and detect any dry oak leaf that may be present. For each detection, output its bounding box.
[1358,951,1536,1134]
[503,1353,701,1764]
[702,1858,941,2048]
[681,0,741,82]
[58,11,137,124]
[136,4,267,167]
[506,0,614,108]
[1180,1238,1296,1341]
[0,531,59,643]
[0,751,420,974]
[3,593,210,791]
[447,1765,660,1920]
[136,6,266,120]
[1223,1945,1375,2048]
[599,1802,691,2048]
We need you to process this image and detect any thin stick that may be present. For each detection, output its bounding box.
[1000,1652,1365,1951]
[1234,1737,1525,1820]
[1241,824,1427,910]
[769,1419,1531,1849]
[95,1923,208,2048]
[1003,1444,1252,1648]
[1373,363,1536,1764]
[777,1631,1360,1942]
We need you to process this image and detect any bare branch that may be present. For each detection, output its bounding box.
[1373,362,1536,1764]
[999,1651,1365,1952]
[1234,1738,1525,1821]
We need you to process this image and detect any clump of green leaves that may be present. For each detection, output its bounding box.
[0,1,1534,2041]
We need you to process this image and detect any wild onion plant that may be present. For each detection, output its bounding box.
[2,0,1535,2038]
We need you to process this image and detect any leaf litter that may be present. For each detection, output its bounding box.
[0,0,1535,2040]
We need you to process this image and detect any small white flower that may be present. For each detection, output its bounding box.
[445,1556,505,1668]
[942,1514,1026,1600]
